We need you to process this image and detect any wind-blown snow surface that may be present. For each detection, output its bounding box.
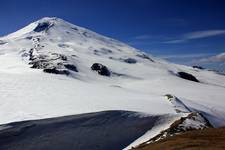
[0,111,180,150]
[0,17,225,148]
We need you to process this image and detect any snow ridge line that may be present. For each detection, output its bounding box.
[130,95,213,149]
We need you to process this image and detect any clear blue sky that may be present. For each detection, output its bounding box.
[1,0,225,70]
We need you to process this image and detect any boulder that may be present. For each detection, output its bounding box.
[91,63,111,76]
[178,72,199,82]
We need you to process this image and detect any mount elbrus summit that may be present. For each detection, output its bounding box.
[0,17,225,150]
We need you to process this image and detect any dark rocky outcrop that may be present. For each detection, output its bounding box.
[51,53,68,61]
[25,36,33,40]
[101,48,112,54]
[64,64,78,72]
[193,66,204,70]
[30,60,49,69]
[43,68,70,75]
[91,63,111,76]
[26,48,75,76]
[93,48,112,55]
[82,31,90,38]
[123,58,137,64]
[34,22,53,32]
[71,27,79,31]
[60,55,67,61]
[178,72,199,82]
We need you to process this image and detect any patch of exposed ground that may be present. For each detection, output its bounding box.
[133,127,225,150]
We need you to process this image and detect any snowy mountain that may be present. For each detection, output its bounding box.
[0,17,225,149]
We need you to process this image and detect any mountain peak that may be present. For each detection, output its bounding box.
[2,17,135,53]
[35,17,69,26]
[38,17,60,21]
[2,17,74,39]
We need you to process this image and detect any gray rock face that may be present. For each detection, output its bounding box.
[21,36,79,76]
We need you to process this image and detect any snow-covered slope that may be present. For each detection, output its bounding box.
[0,111,180,150]
[0,17,225,149]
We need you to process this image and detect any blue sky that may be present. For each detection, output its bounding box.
[1,0,225,71]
